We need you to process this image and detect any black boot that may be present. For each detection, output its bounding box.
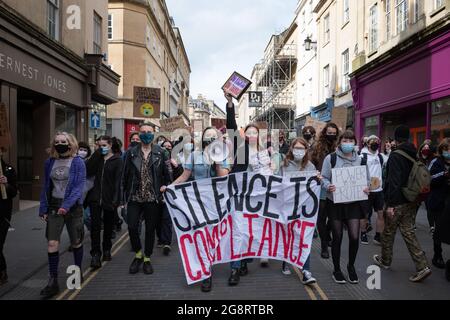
[201,277,212,292]
[432,255,445,269]
[0,270,8,286]
[40,277,60,299]
[102,250,112,262]
[129,257,143,274]
[239,261,248,276]
[321,244,330,259]
[228,269,240,286]
[90,254,102,269]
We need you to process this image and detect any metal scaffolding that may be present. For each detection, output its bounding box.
[252,28,297,131]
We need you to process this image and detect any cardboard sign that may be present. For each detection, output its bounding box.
[165,171,321,284]
[160,116,186,132]
[304,116,326,135]
[248,91,263,108]
[211,118,227,130]
[332,166,368,203]
[222,72,252,100]
[0,103,11,148]
[133,86,160,118]
[331,107,348,132]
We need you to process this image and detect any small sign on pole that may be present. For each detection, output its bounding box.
[90,112,101,129]
[332,166,368,204]
[248,91,262,108]
[160,116,186,132]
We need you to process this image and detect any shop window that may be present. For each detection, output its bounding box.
[55,104,76,135]
[364,116,378,137]
[431,98,450,145]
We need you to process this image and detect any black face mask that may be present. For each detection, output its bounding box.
[326,134,337,142]
[130,141,139,148]
[303,133,312,140]
[370,143,379,152]
[55,144,69,155]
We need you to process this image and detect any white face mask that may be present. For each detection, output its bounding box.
[293,149,306,161]
[78,150,88,159]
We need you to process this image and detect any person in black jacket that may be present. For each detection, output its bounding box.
[0,147,18,286]
[428,138,450,271]
[86,136,123,269]
[374,125,431,282]
[120,121,173,275]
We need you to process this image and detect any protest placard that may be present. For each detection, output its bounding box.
[160,116,186,132]
[331,107,348,132]
[304,116,326,134]
[332,166,368,203]
[222,72,252,100]
[165,171,321,284]
[133,86,160,118]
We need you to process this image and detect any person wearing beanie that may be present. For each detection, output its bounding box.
[374,125,431,282]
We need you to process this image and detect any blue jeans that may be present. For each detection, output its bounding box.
[230,258,254,270]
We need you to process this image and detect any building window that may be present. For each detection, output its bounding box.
[47,0,59,40]
[302,11,306,30]
[435,0,444,9]
[369,4,378,52]
[342,49,350,92]
[386,0,391,40]
[108,14,113,40]
[413,0,420,22]
[395,0,408,34]
[323,65,330,98]
[94,12,102,54]
[324,14,330,43]
[343,0,350,24]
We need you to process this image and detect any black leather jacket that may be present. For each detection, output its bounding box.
[120,144,173,204]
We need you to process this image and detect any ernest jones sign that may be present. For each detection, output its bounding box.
[0,42,83,107]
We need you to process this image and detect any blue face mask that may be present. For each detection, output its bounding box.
[443,151,450,160]
[100,147,110,155]
[139,132,154,145]
[340,143,355,154]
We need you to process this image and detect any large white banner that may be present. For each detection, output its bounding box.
[164,171,321,285]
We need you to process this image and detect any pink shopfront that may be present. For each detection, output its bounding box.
[350,23,450,148]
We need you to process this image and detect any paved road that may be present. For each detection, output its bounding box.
[1,204,449,300]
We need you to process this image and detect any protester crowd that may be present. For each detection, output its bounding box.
[0,92,449,298]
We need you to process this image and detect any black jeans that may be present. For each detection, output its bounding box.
[432,208,444,257]
[0,199,13,272]
[128,201,160,257]
[90,204,115,256]
[317,199,332,250]
[156,204,173,246]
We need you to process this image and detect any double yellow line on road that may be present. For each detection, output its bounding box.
[293,267,329,300]
[56,231,130,300]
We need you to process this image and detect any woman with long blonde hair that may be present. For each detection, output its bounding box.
[38,132,86,299]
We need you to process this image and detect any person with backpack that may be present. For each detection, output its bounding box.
[373,125,432,282]
[359,135,387,245]
[428,138,450,271]
[163,126,230,293]
[321,130,370,284]
[278,138,319,285]
[311,123,340,259]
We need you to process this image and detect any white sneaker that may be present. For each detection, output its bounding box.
[302,270,317,285]
[281,265,291,275]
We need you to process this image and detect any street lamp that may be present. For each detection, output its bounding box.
[304,37,317,51]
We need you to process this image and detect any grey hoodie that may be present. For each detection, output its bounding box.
[278,159,316,176]
[321,147,370,202]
